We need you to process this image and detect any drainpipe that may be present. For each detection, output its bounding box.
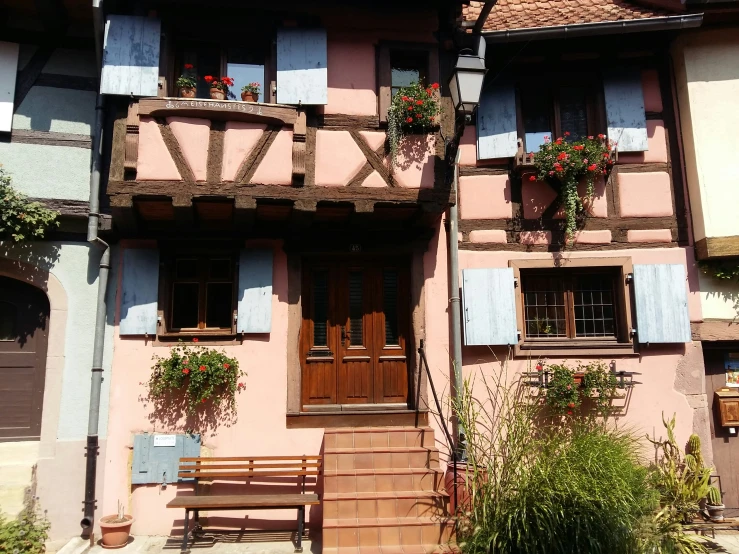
[81,0,109,537]
[448,147,465,461]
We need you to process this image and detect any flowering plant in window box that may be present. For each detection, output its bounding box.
[176,63,197,97]
[147,340,245,416]
[541,361,618,417]
[240,82,260,102]
[204,76,234,100]
[387,81,440,168]
[528,134,615,241]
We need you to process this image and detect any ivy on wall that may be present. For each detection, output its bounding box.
[699,259,739,282]
[0,167,59,242]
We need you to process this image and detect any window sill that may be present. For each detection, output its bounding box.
[514,341,637,358]
[156,332,238,346]
[137,97,297,126]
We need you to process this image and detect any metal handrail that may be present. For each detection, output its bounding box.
[415,339,460,515]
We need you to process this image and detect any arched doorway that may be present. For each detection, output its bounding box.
[0,276,50,440]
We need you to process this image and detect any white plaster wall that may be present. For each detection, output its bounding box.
[13,87,96,134]
[698,272,739,321]
[673,29,739,241]
[0,241,116,440]
[0,142,91,200]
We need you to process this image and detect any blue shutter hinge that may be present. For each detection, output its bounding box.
[630,328,637,338]
[517,330,522,341]
[625,273,634,284]
[513,277,519,287]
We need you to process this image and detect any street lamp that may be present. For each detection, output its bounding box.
[447,47,488,116]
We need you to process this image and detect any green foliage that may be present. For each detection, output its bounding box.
[0,504,50,554]
[698,259,739,282]
[687,434,701,455]
[387,82,440,168]
[147,340,245,415]
[634,507,708,554]
[544,361,618,417]
[530,134,614,241]
[647,413,712,525]
[456,371,659,554]
[0,167,59,242]
[707,486,722,506]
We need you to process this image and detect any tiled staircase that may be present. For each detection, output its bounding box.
[322,426,454,554]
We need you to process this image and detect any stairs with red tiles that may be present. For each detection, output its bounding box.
[322,427,454,554]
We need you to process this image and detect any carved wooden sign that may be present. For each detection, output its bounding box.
[138,98,297,126]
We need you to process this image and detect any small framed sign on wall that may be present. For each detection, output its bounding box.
[725,353,739,387]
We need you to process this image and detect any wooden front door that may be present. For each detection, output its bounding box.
[301,258,410,409]
[0,277,49,440]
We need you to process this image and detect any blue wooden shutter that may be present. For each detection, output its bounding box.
[633,264,691,344]
[237,249,273,333]
[477,82,518,160]
[101,15,161,97]
[276,29,328,105]
[603,68,648,152]
[120,249,160,335]
[462,268,518,346]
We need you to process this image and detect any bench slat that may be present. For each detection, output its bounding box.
[167,493,320,510]
[180,456,321,462]
[178,470,320,479]
[179,463,321,471]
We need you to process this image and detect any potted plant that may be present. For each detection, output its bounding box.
[146,340,245,416]
[706,486,725,522]
[241,82,260,102]
[387,81,440,168]
[99,501,133,548]
[204,76,234,100]
[528,134,615,242]
[543,361,618,416]
[176,63,197,98]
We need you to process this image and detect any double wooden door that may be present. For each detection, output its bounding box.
[301,257,410,408]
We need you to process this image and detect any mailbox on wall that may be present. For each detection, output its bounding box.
[715,388,739,429]
[131,433,201,484]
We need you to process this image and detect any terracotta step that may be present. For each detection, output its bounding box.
[324,446,441,471]
[322,517,455,549]
[324,427,436,449]
[324,468,446,494]
[324,545,459,554]
[324,490,449,519]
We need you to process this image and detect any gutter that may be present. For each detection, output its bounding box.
[81,0,109,537]
[475,14,703,42]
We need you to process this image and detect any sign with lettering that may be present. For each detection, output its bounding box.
[137,98,297,126]
[153,434,177,447]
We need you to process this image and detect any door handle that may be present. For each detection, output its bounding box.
[341,326,346,344]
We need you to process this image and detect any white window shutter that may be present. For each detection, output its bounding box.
[462,268,519,346]
[276,29,328,105]
[603,68,648,152]
[476,82,518,160]
[633,264,691,344]
[0,42,19,132]
[120,249,160,335]
[101,15,161,97]
[237,249,273,333]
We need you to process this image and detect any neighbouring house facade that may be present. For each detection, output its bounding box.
[0,0,116,546]
[672,0,739,517]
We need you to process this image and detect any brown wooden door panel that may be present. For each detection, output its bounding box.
[0,277,49,440]
[300,257,410,409]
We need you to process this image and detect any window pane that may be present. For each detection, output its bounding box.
[206,283,233,328]
[391,51,427,96]
[227,48,265,102]
[573,274,617,338]
[559,87,588,140]
[383,269,399,345]
[182,47,221,99]
[521,89,552,152]
[210,259,231,280]
[176,259,197,280]
[0,301,17,341]
[522,275,567,338]
[172,283,199,329]
[349,271,363,346]
[312,271,329,347]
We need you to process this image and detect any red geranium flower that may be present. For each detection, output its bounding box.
[564,131,570,136]
[222,77,234,86]
[223,363,230,369]
[416,113,423,118]
[431,83,440,89]
[598,133,606,139]
[529,175,536,182]
[184,63,194,70]
[416,100,423,105]
[573,145,584,151]
[588,136,594,140]
[555,138,563,145]
[401,96,409,102]
[199,365,206,372]
[203,75,214,83]
[407,106,413,111]
[557,152,568,161]
[568,402,575,408]
[192,337,199,342]
[567,411,573,415]
[588,164,597,171]
[406,117,413,123]
[182,368,190,375]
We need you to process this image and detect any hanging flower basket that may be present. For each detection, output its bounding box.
[387,81,440,168]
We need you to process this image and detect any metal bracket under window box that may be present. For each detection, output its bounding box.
[523,368,639,391]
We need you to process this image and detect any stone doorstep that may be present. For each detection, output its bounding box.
[322,517,455,549]
[324,427,436,449]
[324,468,446,494]
[323,490,449,520]
[324,446,441,471]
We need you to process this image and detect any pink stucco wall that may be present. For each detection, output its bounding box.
[222,122,266,181]
[167,117,210,181]
[325,39,377,116]
[138,118,181,181]
[315,130,366,186]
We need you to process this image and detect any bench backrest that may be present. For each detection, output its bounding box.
[178,456,322,491]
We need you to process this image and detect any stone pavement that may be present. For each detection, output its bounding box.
[705,532,739,554]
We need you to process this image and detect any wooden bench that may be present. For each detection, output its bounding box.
[166,456,322,553]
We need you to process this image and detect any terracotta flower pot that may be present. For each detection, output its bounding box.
[707,504,725,522]
[444,462,471,514]
[241,91,258,102]
[209,88,226,100]
[99,514,134,548]
[179,87,196,98]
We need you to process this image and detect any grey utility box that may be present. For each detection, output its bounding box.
[131,433,201,485]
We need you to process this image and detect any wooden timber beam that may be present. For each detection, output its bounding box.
[110,194,138,234]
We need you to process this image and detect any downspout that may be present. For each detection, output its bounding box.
[448,147,464,460]
[81,0,109,536]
